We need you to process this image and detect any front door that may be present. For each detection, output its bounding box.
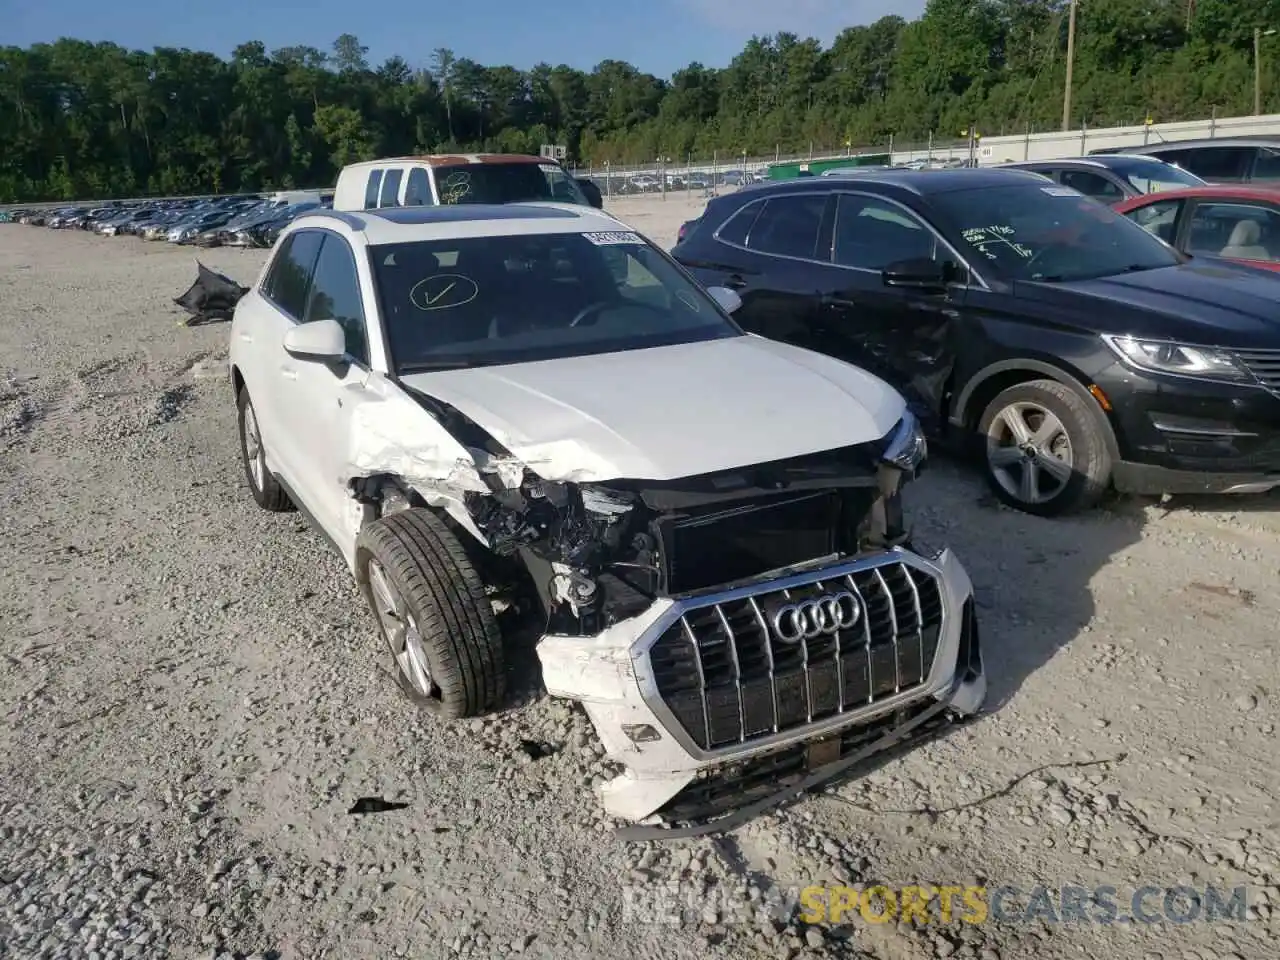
[273,230,374,539]
[815,193,967,429]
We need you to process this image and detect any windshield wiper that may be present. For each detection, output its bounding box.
[397,357,503,373]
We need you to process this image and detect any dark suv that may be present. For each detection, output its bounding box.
[671,169,1280,516]
[1091,137,1280,186]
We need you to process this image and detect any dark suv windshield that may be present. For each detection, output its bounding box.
[435,162,590,206]
[370,230,741,371]
[932,183,1181,282]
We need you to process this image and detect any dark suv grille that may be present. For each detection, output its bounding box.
[1235,349,1280,391]
[642,561,944,751]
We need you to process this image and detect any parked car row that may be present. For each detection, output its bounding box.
[6,191,333,248]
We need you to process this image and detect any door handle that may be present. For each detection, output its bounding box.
[280,366,298,381]
[238,332,253,343]
[724,274,748,290]
[821,295,855,308]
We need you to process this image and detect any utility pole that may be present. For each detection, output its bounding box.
[1257,28,1276,115]
[1258,28,1263,116]
[1185,0,1195,33]
[1062,0,1078,131]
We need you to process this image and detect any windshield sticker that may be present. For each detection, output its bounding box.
[583,231,643,246]
[1041,186,1080,197]
[962,225,1033,261]
[410,274,479,311]
[438,171,472,204]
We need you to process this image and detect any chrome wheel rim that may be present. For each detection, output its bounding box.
[242,402,264,491]
[985,400,1074,505]
[367,560,434,697]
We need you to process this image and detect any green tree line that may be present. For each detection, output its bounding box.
[4,0,1280,202]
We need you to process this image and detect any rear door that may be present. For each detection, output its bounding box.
[691,192,836,353]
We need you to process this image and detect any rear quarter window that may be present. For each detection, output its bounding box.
[364,170,384,209]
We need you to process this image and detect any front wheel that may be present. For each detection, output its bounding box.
[977,379,1112,517]
[355,508,505,718]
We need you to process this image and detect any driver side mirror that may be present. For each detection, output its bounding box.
[283,318,347,363]
[881,258,952,292]
[577,178,604,209]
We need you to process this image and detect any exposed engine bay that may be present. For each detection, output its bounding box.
[352,384,921,637]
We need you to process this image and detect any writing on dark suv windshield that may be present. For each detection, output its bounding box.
[936,183,1180,282]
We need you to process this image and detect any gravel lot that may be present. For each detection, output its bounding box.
[1,194,1277,960]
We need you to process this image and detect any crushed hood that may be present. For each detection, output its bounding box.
[399,335,905,483]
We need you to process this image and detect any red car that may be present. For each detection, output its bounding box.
[1113,185,1280,272]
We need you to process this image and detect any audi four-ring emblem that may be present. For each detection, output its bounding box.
[770,591,862,643]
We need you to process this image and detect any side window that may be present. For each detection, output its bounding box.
[832,195,937,270]
[714,200,764,247]
[364,170,384,209]
[404,167,432,206]
[1186,202,1280,261]
[379,168,404,208]
[745,195,827,259]
[1171,146,1252,181]
[1124,198,1183,245]
[305,234,369,363]
[1059,170,1126,202]
[262,230,324,320]
[1251,148,1280,182]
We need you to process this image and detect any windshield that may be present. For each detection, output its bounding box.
[370,230,741,371]
[434,162,590,206]
[932,183,1181,282]
[1103,156,1205,194]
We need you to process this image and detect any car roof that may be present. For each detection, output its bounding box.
[343,153,550,169]
[1124,137,1280,150]
[735,166,1050,197]
[1115,184,1280,207]
[1003,154,1178,170]
[290,203,629,245]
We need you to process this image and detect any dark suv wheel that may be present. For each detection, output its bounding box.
[977,379,1112,516]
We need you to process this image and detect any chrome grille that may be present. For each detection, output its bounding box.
[642,560,944,752]
[1235,349,1280,391]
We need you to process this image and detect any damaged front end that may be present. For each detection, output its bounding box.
[351,386,985,828]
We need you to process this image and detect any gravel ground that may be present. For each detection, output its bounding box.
[1,195,1277,960]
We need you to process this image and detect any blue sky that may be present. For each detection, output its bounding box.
[3,0,927,78]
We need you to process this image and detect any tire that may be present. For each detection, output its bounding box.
[977,379,1112,517]
[355,508,505,719]
[236,386,292,512]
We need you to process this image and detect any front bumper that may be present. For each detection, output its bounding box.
[537,547,985,823]
[1102,365,1280,494]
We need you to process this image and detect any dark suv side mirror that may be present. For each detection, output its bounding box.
[577,178,604,208]
[882,258,953,291]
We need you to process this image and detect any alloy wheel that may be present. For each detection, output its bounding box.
[242,401,265,492]
[984,400,1075,506]
[367,559,436,699]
